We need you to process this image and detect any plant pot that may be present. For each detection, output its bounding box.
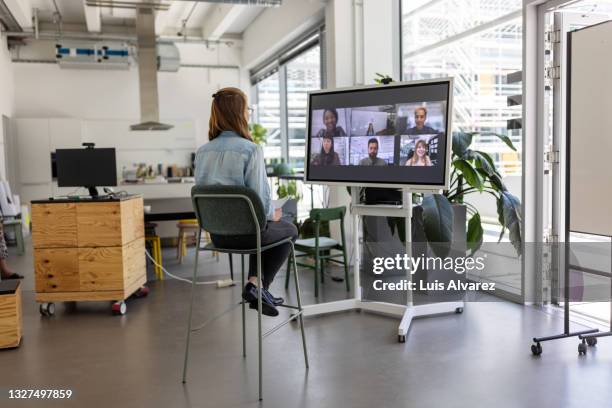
[360,204,466,305]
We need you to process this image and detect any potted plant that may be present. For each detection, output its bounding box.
[419,131,522,257]
[276,180,301,221]
[249,123,267,146]
[368,75,522,257]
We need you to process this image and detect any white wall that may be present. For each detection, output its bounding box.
[12,41,242,147]
[363,0,397,84]
[0,34,15,181]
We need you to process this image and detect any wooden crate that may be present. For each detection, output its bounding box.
[0,281,22,349]
[31,196,146,306]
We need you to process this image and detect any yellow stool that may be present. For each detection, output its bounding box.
[177,219,217,262]
[177,220,200,263]
[145,235,163,280]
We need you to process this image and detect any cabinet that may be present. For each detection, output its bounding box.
[0,280,22,349]
[12,118,82,205]
[31,195,147,315]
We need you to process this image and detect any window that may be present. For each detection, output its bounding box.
[286,45,322,171]
[251,31,324,219]
[401,0,523,178]
[255,72,282,162]
[252,37,322,171]
[402,0,523,295]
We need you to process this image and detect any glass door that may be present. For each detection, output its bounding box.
[543,3,611,323]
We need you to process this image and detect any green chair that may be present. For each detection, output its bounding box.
[285,206,349,297]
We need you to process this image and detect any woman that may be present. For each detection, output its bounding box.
[405,139,432,167]
[311,134,341,166]
[0,221,22,280]
[315,108,347,138]
[194,87,297,317]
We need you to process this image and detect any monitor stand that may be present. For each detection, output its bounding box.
[87,186,99,198]
[299,186,464,343]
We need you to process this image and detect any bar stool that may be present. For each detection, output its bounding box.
[145,222,163,280]
[182,185,308,401]
[177,219,219,264]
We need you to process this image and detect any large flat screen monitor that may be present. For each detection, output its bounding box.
[305,79,453,189]
[56,148,117,196]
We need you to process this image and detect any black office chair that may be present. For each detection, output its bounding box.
[182,185,309,401]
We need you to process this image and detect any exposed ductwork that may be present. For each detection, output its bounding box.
[130,7,173,131]
[174,0,281,5]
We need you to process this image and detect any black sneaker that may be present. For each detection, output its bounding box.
[263,288,284,306]
[242,283,279,317]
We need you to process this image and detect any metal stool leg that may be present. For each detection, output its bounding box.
[257,246,263,401]
[229,254,234,281]
[241,254,246,358]
[157,238,164,280]
[182,229,201,383]
[284,256,291,290]
[314,252,320,298]
[291,242,309,369]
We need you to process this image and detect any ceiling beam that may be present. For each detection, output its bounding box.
[83,0,101,33]
[201,3,245,41]
[2,0,32,29]
[157,1,197,36]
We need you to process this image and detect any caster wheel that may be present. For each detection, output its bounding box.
[586,337,597,347]
[455,307,464,314]
[398,335,406,343]
[135,286,149,298]
[112,301,127,315]
[578,342,587,355]
[39,303,55,317]
[531,343,542,356]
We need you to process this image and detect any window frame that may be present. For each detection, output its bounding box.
[251,27,324,170]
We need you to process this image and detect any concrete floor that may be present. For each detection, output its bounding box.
[2,241,612,408]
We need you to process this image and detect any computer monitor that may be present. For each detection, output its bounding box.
[305,78,453,189]
[56,147,117,197]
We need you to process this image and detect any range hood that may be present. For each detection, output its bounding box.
[130,8,173,131]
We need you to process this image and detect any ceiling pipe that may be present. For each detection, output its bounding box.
[172,0,281,6]
[5,30,240,46]
[178,2,199,39]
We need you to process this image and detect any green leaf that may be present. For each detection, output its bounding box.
[492,133,517,152]
[422,194,454,258]
[488,173,507,192]
[452,132,475,157]
[471,151,496,176]
[497,191,522,256]
[467,212,484,255]
[453,159,484,191]
[386,217,406,244]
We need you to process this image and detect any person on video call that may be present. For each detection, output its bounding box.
[405,139,433,167]
[311,134,341,166]
[406,107,438,135]
[315,108,347,138]
[359,138,387,166]
[195,87,297,317]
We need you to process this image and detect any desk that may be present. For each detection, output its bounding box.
[31,195,147,316]
[143,197,195,222]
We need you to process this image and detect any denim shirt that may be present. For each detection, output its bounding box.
[194,131,273,220]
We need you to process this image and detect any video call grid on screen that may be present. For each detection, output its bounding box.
[305,80,452,188]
